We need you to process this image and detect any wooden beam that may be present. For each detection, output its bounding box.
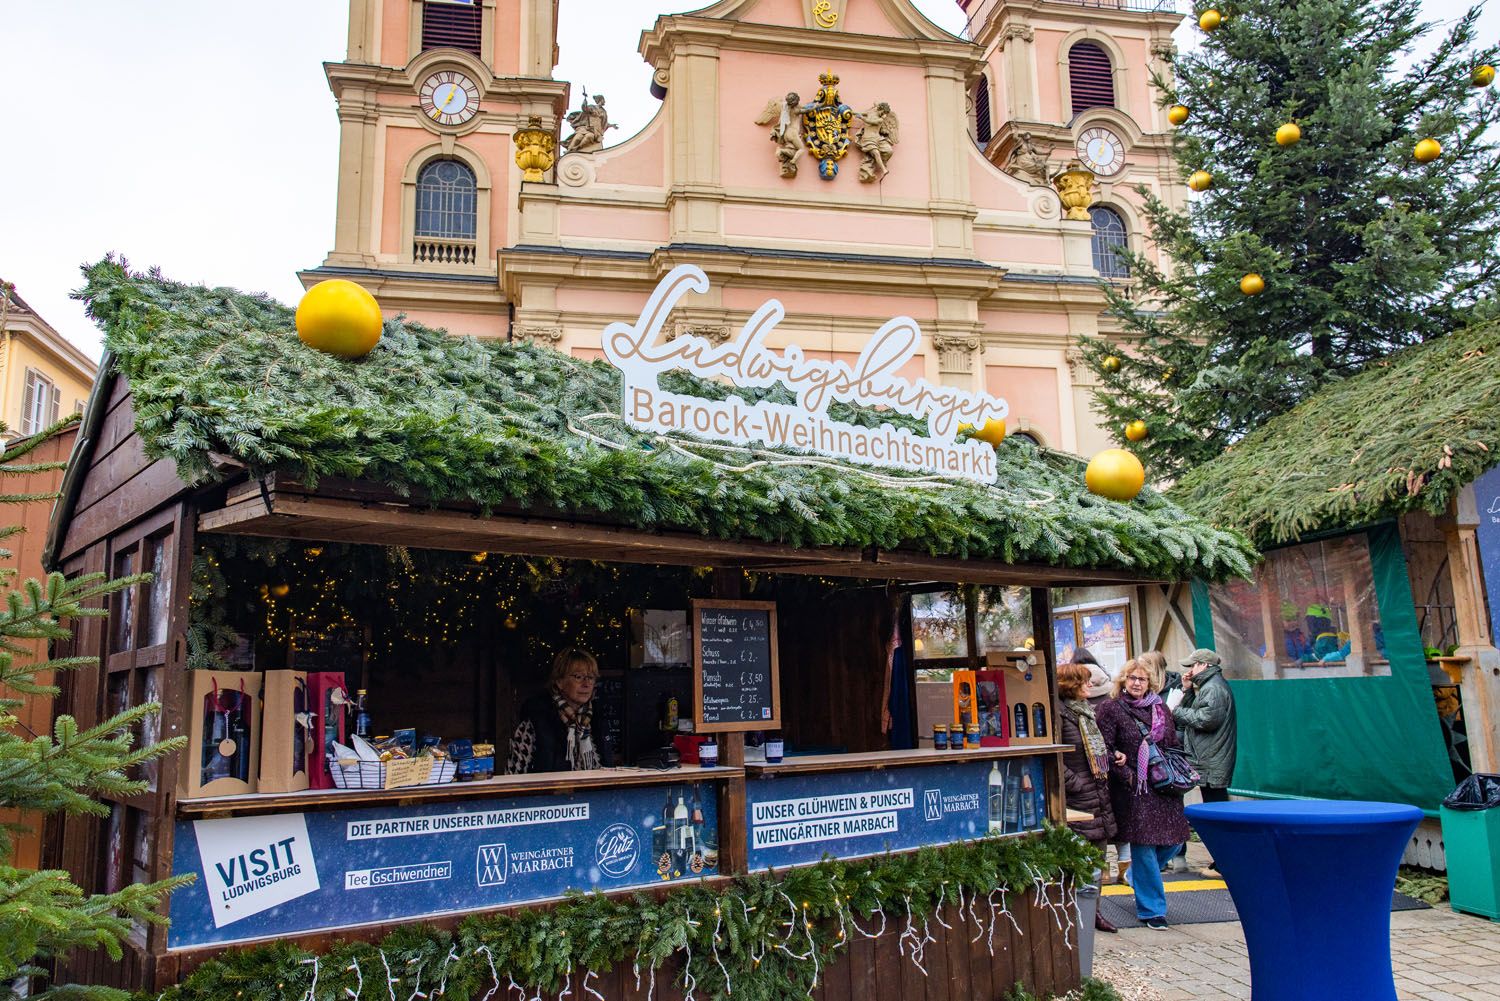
[1437,485,1500,772]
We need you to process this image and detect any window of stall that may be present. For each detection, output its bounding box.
[910,587,1030,746]
[1052,601,1134,676]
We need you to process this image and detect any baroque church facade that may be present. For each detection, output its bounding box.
[304,0,1185,456]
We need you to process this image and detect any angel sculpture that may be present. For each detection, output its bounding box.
[855,102,899,183]
[756,92,804,177]
[1004,131,1052,186]
[563,90,615,154]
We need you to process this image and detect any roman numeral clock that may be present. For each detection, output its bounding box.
[420,70,480,127]
[1076,126,1125,176]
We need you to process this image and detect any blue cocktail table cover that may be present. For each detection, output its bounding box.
[1185,800,1422,1001]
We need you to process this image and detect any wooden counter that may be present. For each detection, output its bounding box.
[743,745,1068,777]
[177,765,745,817]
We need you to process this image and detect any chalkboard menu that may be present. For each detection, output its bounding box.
[692,599,780,732]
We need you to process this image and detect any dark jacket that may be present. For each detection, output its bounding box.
[1058,702,1118,845]
[1096,696,1191,846]
[513,692,615,773]
[1172,665,1237,788]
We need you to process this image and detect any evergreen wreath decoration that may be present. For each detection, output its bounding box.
[148,828,1099,1001]
[77,259,1254,584]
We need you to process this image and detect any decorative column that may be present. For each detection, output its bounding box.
[999,23,1037,122]
[1437,484,1500,772]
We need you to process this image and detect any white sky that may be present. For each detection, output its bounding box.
[0,0,1479,359]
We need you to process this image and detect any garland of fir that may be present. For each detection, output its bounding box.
[148,828,1099,1001]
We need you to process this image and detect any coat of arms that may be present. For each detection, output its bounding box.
[801,71,853,180]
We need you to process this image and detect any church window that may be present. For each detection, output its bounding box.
[421,0,482,59]
[1069,42,1116,117]
[1090,207,1129,278]
[415,160,478,241]
[973,76,992,146]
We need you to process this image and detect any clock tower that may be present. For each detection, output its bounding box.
[305,0,568,337]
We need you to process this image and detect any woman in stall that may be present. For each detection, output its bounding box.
[506,647,615,774]
[1056,662,1119,933]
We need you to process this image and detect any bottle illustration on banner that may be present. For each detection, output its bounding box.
[1032,702,1047,738]
[1003,765,1021,831]
[1021,768,1037,830]
[1013,702,1029,739]
[988,761,1005,833]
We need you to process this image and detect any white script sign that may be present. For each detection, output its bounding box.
[601,265,1007,483]
[194,812,321,927]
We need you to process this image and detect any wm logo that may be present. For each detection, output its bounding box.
[923,790,943,822]
[476,843,508,887]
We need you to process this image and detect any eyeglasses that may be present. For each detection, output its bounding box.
[566,673,598,684]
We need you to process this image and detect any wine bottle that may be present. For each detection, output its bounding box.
[987,762,1004,833]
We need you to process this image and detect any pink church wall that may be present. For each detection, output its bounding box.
[981,309,1070,336]
[381,126,432,256]
[740,0,806,27]
[380,0,409,68]
[492,0,520,76]
[973,230,1062,268]
[571,346,607,361]
[1033,30,1064,124]
[560,204,670,244]
[408,308,508,340]
[1117,36,1152,122]
[966,146,1033,215]
[591,113,667,187]
[986,364,1062,444]
[721,205,932,249]
[720,288,934,320]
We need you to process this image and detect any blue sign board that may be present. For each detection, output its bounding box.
[169,780,719,948]
[1477,466,1500,638]
[745,756,1046,871]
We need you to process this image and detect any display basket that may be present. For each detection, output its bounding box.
[328,755,457,790]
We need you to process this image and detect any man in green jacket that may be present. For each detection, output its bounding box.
[1173,649,1237,799]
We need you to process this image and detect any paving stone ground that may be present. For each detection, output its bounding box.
[1091,842,1500,1001]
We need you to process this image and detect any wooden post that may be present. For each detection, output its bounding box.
[712,568,749,875]
[1030,587,1065,824]
[1437,486,1500,773]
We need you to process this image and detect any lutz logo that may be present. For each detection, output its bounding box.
[923,790,943,823]
[595,823,639,877]
[477,843,509,887]
[194,813,321,928]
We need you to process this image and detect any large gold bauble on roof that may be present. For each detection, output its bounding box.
[1086,449,1146,501]
[296,280,383,358]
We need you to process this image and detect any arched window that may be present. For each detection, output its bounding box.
[1069,42,1116,117]
[1090,206,1129,278]
[973,76,992,146]
[421,0,482,58]
[416,160,477,240]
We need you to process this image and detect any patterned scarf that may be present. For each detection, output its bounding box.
[554,689,601,771]
[1066,699,1109,779]
[1122,691,1167,793]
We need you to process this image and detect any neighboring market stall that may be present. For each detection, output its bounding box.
[1175,319,1500,819]
[42,260,1252,998]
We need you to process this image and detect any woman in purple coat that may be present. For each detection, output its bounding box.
[1096,658,1190,929]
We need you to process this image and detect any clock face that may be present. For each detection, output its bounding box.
[1077,127,1126,176]
[419,71,480,126]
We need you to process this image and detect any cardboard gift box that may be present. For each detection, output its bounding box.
[975,670,1009,746]
[179,670,263,799]
[985,652,1052,746]
[259,670,313,794]
[307,672,349,790]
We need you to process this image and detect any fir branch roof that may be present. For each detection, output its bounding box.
[1175,320,1500,548]
[73,259,1254,581]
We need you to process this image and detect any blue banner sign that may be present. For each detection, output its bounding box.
[1477,466,1500,638]
[745,756,1047,871]
[169,779,720,948]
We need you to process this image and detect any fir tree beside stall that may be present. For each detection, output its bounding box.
[1083,0,1500,478]
[0,409,190,1001]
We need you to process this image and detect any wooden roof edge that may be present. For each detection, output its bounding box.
[42,353,117,572]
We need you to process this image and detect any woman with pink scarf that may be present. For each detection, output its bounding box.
[1096,658,1190,929]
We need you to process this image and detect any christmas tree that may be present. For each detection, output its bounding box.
[1083,0,1500,477]
[0,286,189,1000]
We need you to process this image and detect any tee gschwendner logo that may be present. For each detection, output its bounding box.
[193,813,321,928]
[601,265,1007,484]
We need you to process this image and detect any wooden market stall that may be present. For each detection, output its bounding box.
[40,262,1253,998]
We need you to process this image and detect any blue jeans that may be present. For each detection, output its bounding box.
[1130,843,1171,920]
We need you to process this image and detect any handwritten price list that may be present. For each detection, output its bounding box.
[698,608,774,725]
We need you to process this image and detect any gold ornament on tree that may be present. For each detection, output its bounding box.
[1276,122,1302,146]
[958,419,1007,447]
[1413,138,1441,163]
[1168,104,1190,126]
[514,117,557,182]
[1239,273,1266,295]
[1125,420,1148,442]
[1188,170,1213,192]
[1085,449,1146,501]
[1198,8,1222,30]
[1473,65,1495,88]
[1101,355,1123,374]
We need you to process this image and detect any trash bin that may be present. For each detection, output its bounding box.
[1075,882,1099,978]
[1440,774,1500,921]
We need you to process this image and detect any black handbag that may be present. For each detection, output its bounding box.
[1134,718,1200,795]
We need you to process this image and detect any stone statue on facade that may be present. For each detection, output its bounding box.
[854,102,899,183]
[1004,132,1052,186]
[756,92,805,177]
[563,90,615,154]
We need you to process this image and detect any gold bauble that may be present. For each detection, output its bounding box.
[1101,355,1123,374]
[1473,65,1495,88]
[973,418,1007,447]
[1240,272,1266,295]
[295,280,383,358]
[1198,8,1222,30]
[1125,420,1149,442]
[1168,104,1190,126]
[1085,449,1146,501]
[1275,122,1302,147]
[1188,170,1213,192]
[1413,138,1441,163]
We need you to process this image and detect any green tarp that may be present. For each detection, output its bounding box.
[1193,522,1453,811]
